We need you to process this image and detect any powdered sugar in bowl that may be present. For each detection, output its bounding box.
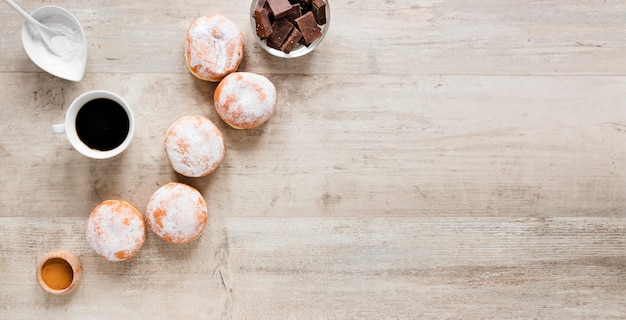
[21,6,87,81]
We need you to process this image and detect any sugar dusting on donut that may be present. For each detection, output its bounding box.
[145,183,208,244]
[85,200,146,261]
[214,72,277,129]
[185,15,244,82]
[165,116,225,178]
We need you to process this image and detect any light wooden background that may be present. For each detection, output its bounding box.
[1,0,624,319]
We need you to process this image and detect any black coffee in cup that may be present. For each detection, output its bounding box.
[75,98,130,151]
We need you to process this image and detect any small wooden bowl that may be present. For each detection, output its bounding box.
[36,250,82,295]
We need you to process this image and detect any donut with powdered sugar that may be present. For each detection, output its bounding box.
[185,15,244,82]
[145,183,208,244]
[214,72,277,129]
[164,116,225,178]
[85,200,146,261]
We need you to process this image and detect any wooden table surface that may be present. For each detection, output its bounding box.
[1,0,624,318]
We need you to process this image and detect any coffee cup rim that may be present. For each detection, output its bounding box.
[65,90,135,159]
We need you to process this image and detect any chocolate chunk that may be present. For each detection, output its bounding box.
[266,36,281,50]
[298,33,307,46]
[284,4,302,24]
[254,7,273,39]
[311,0,326,25]
[268,18,294,47]
[298,2,312,16]
[300,0,312,13]
[294,11,321,46]
[280,28,302,53]
[256,0,267,10]
[267,0,292,19]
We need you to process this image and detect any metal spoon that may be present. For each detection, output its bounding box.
[3,0,64,56]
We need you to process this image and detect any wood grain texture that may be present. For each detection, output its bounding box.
[0,0,624,76]
[0,73,623,218]
[0,0,624,318]
[0,217,624,319]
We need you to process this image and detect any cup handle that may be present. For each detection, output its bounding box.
[52,124,66,134]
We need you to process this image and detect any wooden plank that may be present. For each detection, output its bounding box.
[0,216,623,319]
[0,74,623,218]
[0,0,624,75]
[0,0,624,318]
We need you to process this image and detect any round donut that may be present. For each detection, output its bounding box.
[214,72,277,129]
[145,182,208,244]
[185,15,245,82]
[85,200,146,261]
[164,116,225,178]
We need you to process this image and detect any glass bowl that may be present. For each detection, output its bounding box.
[250,0,330,58]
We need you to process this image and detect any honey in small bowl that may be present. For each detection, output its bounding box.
[36,250,82,295]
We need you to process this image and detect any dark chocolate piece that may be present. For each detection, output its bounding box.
[266,37,281,50]
[294,11,321,46]
[284,4,302,24]
[254,7,273,39]
[298,33,307,46]
[268,18,294,47]
[267,4,276,24]
[298,3,312,17]
[256,0,268,10]
[311,0,326,25]
[267,0,292,19]
[280,28,302,53]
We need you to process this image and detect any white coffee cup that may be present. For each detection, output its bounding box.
[53,90,135,159]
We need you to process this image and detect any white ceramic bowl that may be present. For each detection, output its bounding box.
[21,6,87,81]
[250,0,330,58]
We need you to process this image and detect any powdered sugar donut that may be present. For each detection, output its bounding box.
[145,182,208,244]
[85,200,146,261]
[165,116,225,178]
[185,15,245,82]
[214,72,277,129]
